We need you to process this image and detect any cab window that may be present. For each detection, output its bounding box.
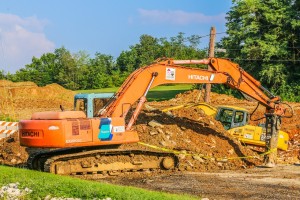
[93,98,110,117]
[217,109,234,130]
[218,109,233,123]
[234,111,244,123]
[75,99,87,115]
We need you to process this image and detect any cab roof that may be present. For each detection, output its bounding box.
[217,105,249,112]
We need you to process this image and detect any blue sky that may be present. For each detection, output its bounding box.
[0,0,232,72]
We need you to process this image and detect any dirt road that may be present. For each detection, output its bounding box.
[103,164,300,200]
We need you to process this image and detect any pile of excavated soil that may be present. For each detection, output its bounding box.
[0,80,75,167]
[0,81,299,170]
[127,106,262,171]
[0,133,28,167]
[147,90,300,164]
[0,80,75,120]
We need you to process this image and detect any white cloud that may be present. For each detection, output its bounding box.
[138,9,226,25]
[0,13,55,72]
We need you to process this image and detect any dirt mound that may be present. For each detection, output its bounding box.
[147,89,300,165]
[0,80,76,167]
[130,106,261,171]
[0,133,27,167]
[0,80,37,88]
[0,80,75,120]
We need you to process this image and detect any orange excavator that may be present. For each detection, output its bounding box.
[19,58,289,175]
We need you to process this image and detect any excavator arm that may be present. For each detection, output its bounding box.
[101,58,284,127]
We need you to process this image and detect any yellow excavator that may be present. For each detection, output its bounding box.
[162,103,289,151]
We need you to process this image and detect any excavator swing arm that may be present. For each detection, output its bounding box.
[101,57,284,129]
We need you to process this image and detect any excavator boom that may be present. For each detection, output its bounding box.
[102,58,283,126]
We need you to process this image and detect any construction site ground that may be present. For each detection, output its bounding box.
[1,80,300,199]
[104,164,300,199]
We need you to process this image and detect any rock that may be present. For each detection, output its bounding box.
[178,150,187,159]
[156,128,164,134]
[149,131,158,136]
[192,155,205,163]
[187,160,194,167]
[211,138,216,144]
[148,120,164,128]
[0,182,32,199]
[44,195,52,200]
[164,111,174,117]
[165,131,173,136]
[159,141,167,146]
[24,188,32,193]
[144,104,158,111]
[228,149,234,154]
[184,139,191,143]
[180,126,187,130]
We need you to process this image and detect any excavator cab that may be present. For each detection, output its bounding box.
[74,93,114,118]
[215,106,248,130]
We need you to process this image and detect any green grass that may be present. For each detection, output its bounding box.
[0,165,197,200]
[76,84,193,101]
[0,115,16,122]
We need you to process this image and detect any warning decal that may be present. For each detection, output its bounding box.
[80,120,91,130]
[72,121,79,135]
[166,68,176,80]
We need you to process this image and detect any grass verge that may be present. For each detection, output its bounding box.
[0,165,197,200]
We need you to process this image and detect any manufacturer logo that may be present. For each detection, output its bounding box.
[21,130,42,138]
[188,75,209,81]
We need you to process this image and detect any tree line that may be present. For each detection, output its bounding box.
[0,0,299,101]
[1,33,206,91]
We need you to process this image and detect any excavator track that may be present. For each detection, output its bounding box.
[27,147,179,177]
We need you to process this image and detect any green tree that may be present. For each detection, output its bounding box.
[220,0,300,100]
[72,51,91,90]
[11,52,57,86]
[54,47,80,90]
[7,33,207,91]
[117,33,207,75]
[117,34,161,72]
[0,70,5,79]
[88,53,117,89]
